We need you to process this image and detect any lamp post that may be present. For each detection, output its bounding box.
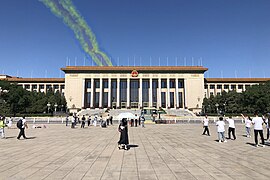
[215,103,219,116]
[47,102,51,114]
[54,103,58,112]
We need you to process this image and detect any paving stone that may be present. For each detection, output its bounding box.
[1,124,270,179]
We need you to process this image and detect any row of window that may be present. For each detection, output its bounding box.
[205,84,252,90]
[21,84,64,90]
[85,79,185,89]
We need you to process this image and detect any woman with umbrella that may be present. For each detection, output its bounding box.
[118,118,129,150]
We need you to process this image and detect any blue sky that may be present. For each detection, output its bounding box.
[0,0,270,78]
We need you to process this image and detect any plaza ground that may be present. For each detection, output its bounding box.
[0,123,270,180]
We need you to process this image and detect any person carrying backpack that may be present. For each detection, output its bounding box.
[17,116,28,140]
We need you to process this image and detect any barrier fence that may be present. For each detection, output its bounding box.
[9,116,245,125]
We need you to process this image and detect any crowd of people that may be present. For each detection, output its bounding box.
[1,111,269,149]
[65,113,114,129]
[202,112,270,147]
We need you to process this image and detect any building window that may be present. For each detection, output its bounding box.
[210,92,214,96]
[130,80,139,103]
[204,85,208,89]
[120,80,127,102]
[152,79,158,104]
[86,79,91,88]
[169,79,175,88]
[210,85,215,89]
[103,79,108,88]
[25,85,30,89]
[238,85,243,89]
[161,92,166,108]
[231,85,236,90]
[94,79,100,88]
[217,85,222,89]
[224,85,229,89]
[178,80,184,88]
[161,79,167,88]
[217,92,221,96]
[142,80,149,103]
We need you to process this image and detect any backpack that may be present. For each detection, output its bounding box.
[17,119,23,129]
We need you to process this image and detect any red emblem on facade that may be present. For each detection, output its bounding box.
[131,70,138,77]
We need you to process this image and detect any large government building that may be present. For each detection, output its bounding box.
[1,66,270,113]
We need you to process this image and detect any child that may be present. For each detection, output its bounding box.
[216,117,227,143]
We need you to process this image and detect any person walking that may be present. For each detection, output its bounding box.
[17,116,28,140]
[241,114,252,138]
[226,116,236,140]
[106,114,110,126]
[81,115,86,128]
[71,115,75,128]
[252,112,265,147]
[0,116,6,139]
[65,115,69,126]
[135,114,138,127]
[87,116,91,127]
[118,118,129,150]
[263,115,269,140]
[140,115,145,128]
[202,115,210,136]
[7,116,13,129]
[110,115,113,125]
[216,117,227,143]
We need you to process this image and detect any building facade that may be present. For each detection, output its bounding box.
[61,66,207,112]
[1,67,270,113]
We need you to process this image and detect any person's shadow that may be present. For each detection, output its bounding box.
[128,144,139,149]
[5,136,16,139]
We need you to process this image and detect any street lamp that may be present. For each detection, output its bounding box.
[215,103,219,115]
[47,102,51,113]
[54,103,58,112]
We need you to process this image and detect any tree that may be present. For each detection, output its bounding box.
[203,81,270,115]
[0,80,67,116]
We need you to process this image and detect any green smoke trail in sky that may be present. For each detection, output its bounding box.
[40,0,113,66]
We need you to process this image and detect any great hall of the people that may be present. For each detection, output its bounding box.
[1,66,270,113]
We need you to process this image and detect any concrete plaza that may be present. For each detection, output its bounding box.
[0,123,270,180]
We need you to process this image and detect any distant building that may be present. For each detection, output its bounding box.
[1,67,270,113]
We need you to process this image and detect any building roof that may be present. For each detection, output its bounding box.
[61,66,208,73]
[205,78,270,83]
[3,77,65,83]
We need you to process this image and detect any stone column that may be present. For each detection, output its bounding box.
[90,78,94,108]
[184,79,188,109]
[82,79,85,108]
[158,78,161,108]
[117,78,120,108]
[127,78,130,108]
[99,78,103,108]
[149,78,153,107]
[108,78,111,108]
[167,78,170,108]
[176,78,179,109]
[139,78,143,108]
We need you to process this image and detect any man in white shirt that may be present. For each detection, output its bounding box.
[216,117,227,143]
[202,115,210,136]
[252,112,265,147]
[226,117,236,140]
